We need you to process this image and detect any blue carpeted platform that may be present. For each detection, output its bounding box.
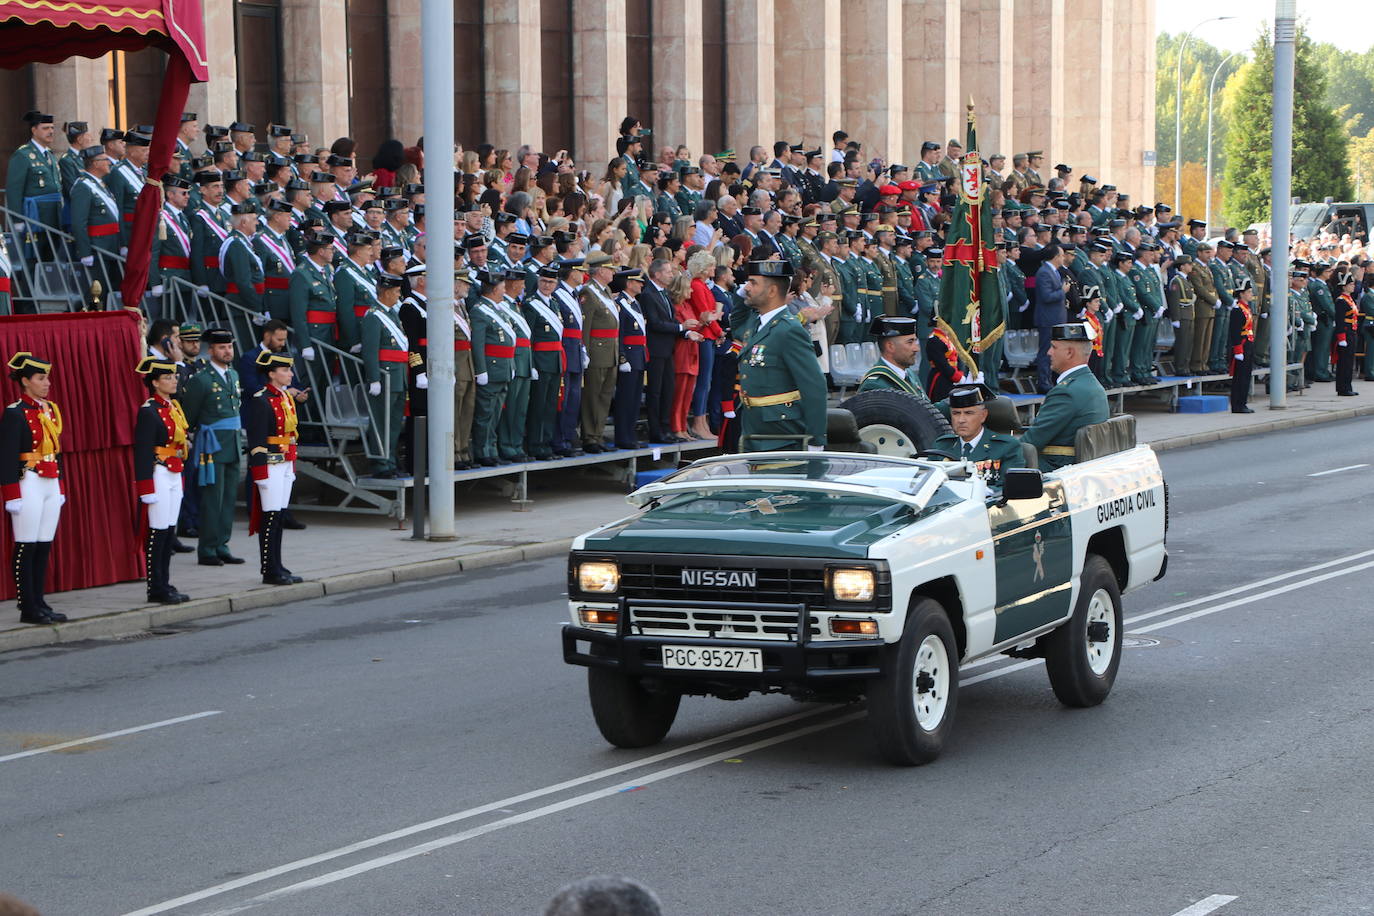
[634,469,676,487]
[1176,395,1230,413]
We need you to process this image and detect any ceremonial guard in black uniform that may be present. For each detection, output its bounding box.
[1227,276,1257,414]
[1,353,66,624]
[246,351,303,585]
[134,357,191,605]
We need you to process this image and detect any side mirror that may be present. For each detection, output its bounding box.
[1001,468,1044,501]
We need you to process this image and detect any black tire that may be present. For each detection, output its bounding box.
[866,598,959,766]
[587,668,681,748]
[839,389,953,457]
[1044,555,1123,707]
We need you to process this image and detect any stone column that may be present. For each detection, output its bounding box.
[33,58,111,129]
[839,1,903,164]
[654,0,703,157]
[1011,0,1064,165]
[774,0,841,152]
[724,0,774,158]
[903,0,961,162]
[1060,0,1111,182]
[281,0,351,145]
[1110,0,1155,201]
[387,0,424,147]
[183,0,238,129]
[484,0,543,154]
[571,0,628,166]
[959,0,1015,160]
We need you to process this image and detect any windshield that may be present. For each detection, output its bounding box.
[662,455,937,496]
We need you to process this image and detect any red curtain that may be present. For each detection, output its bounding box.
[122,52,194,312]
[0,312,146,598]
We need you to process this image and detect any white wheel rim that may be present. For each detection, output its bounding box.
[911,634,950,731]
[1085,588,1115,676]
[859,423,916,457]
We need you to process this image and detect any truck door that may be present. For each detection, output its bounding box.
[987,480,1073,644]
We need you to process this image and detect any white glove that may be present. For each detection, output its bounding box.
[303,347,316,361]
[1214,303,1223,311]
[971,372,985,384]
[1260,313,1268,319]
[80,255,94,267]
[1155,307,1166,320]
[1133,310,1143,320]
[251,312,268,327]
[1171,321,1180,328]
[723,410,736,419]
[196,285,210,298]
[350,343,361,354]
[368,381,381,396]
[1018,303,1030,312]
[807,445,825,452]
[4,499,21,514]
[120,247,128,258]
[14,221,26,233]
[531,368,539,381]
[417,372,429,389]
[151,284,164,297]
[475,372,489,386]
[1339,339,1348,347]
[618,362,631,373]
[582,347,590,364]
[140,494,158,505]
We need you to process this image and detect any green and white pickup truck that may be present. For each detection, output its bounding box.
[562,417,1167,765]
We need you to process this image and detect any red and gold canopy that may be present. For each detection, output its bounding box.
[0,0,207,80]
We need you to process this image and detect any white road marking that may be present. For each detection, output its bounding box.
[120,705,838,916]
[1307,463,1368,477]
[0,711,222,764]
[131,548,1374,914]
[195,713,868,916]
[1169,894,1239,916]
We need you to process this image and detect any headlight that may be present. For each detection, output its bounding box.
[577,561,619,594]
[829,567,875,602]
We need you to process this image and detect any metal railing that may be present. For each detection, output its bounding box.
[0,202,125,312]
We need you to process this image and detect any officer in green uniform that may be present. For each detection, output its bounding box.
[777,216,805,273]
[288,236,340,364]
[522,263,565,460]
[254,198,297,322]
[58,120,89,201]
[656,172,683,219]
[149,173,195,307]
[870,226,900,317]
[831,232,862,344]
[7,111,62,255]
[191,171,231,296]
[892,233,920,321]
[857,316,923,393]
[1108,252,1139,387]
[111,131,150,233]
[361,276,408,477]
[929,383,1025,487]
[617,134,643,201]
[1001,241,1029,331]
[333,233,377,353]
[856,235,885,338]
[1165,255,1196,376]
[221,204,266,320]
[1305,261,1336,382]
[1019,324,1109,472]
[179,328,245,566]
[497,267,534,461]
[1127,242,1164,384]
[1360,277,1374,380]
[1078,241,1118,382]
[1207,241,1237,372]
[69,146,123,302]
[734,260,828,451]
[815,231,852,346]
[470,269,517,466]
[675,166,704,214]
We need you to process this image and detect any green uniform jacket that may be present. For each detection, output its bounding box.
[499,298,533,377]
[288,259,339,349]
[360,305,408,387]
[253,227,296,318]
[736,309,828,450]
[619,155,641,201]
[674,188,702,214]
[858,258,884,323]
[930,430,1026,485]
[832,256,859,324]
[1020,366,1109,472]
[179,363,243,465]
[190,205,231,292]
[58,149,84,199]
[778,233,804,273]
[894,255,918,316]
[1209,259,1234,308]
[470,297,517,383]
[69,174,122,259]
[151,205,194,289]
[333,259,376,351]
[1360,288,1374,323]
[656,193,683,220]
[872,251,899,316]
[221,230,265,312]
[1129,264,1163,316]
[6,141,62,228]
[522,293,565,376]
[109,161,145,234]
[581,282,621,370]
[1114,268,1140,315]
[1002,262,1028,315]
[914,262,941,322]
[857,361,923,393]
[1307,277,1336,323]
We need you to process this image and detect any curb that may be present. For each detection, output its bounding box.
[1147,404,1374,452]
[0,537,574,655]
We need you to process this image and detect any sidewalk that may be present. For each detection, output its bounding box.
[3,382,1370,652]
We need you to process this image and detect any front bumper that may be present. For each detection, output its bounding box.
[562,597,888,684]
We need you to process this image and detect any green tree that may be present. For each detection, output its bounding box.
[1310,43,1374,136]
[1156,32,1240,168]
[1222,26,1353,228]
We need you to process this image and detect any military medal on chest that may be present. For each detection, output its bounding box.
[746,343,766,367]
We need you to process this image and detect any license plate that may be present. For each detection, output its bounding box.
[660,645,763,672]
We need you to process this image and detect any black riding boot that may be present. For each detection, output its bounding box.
[161,528,189,602]
[32,541,64,621]
[15,542,46,624]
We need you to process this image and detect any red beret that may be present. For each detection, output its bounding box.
[897,180,921,192]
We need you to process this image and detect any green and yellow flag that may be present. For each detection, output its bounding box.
[936,103,1005,377]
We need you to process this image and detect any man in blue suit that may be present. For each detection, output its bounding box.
[611,268,649,448]
[1034,244,1068,393]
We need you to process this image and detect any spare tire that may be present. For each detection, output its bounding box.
[838,389,953,457]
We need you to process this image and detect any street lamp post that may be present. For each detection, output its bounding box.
[1175,16,1236,215]
[1204,52,1237,233]
[1270,0,1297,408]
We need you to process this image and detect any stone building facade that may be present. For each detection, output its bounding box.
[0,0,1155,199]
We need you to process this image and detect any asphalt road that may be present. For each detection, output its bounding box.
[3,419,1374,916]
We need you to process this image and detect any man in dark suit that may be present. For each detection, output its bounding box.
[611,268,650,448]
[553,259,587,457]
[1034,244,1068,393]
[638,258,700,443]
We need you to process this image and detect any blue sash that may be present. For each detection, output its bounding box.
[194,416,242,485]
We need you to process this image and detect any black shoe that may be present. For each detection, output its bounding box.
[262,573,298,586]
[583,442,604,454]
[46,610,68,622]
[148,590,186,605]
[281,515,307,531]
[19,610,55,625]
[480,457,498,467]
[1338,391,1359,396]
[198,556,224,567]
[1232,407,1255,413]
[171,538,195,554]
[218,554,246,565]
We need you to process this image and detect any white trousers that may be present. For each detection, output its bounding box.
[11,472,61,542]
[147,465,185,530]
[255,461,295,512]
